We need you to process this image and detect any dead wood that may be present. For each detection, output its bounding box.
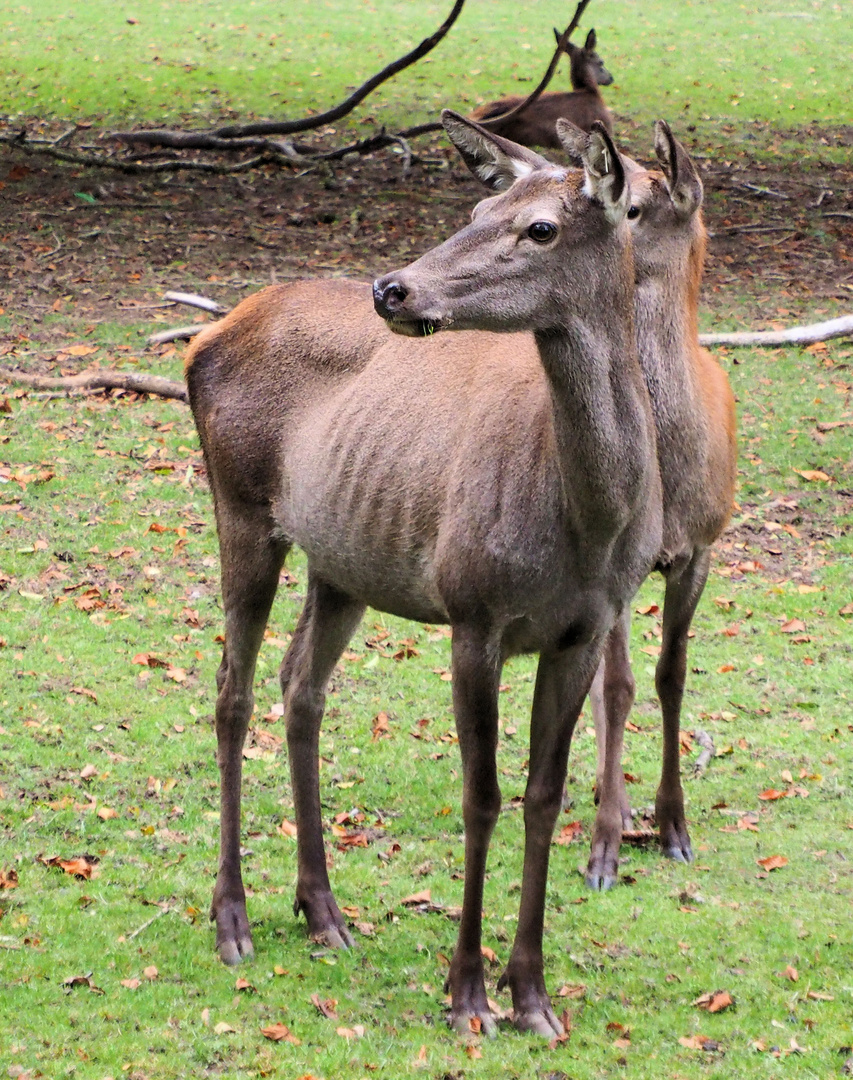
[0,368,188,403]
[163,291,229,315]
[699,314,853,347]
[691,730,715,776]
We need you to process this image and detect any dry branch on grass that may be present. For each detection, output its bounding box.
[0,368,187,402]
[0,0,595,175]
[698,314,853,347]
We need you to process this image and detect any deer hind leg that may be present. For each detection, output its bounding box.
[655,547,712,863]
[445,625,503,1037]
[589,639,633,830]
[499,643,600,1036]
[284,574,365,949]
[211,506,288,965]
[585,612,635,891]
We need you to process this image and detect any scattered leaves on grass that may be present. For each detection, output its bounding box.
[782,965,799,982]
[693,990,735,1013]
[756,854,788,872]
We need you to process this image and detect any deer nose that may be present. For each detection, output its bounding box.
[373,279,408,318]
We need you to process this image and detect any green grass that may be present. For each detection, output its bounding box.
[0,0,850,153]
[1,330,852,1078]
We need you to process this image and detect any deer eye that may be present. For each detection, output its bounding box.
[527,221,558,243]
[627,206,641,220]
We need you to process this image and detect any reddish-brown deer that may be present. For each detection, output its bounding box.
[186,112,661,1036]
[561,121,736,888]
[470,28,614,147]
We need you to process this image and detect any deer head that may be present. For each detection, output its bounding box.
[373,111,630,338]
[556,27,614,88]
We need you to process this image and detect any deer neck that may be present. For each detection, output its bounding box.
[532,275,655,531]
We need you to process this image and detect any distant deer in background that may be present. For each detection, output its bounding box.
[186,112,661,1036]
[558,121,736,889]
[470,28,614,147]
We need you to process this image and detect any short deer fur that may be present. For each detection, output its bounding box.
[470,28,613,147]
[186,112,661,1037]
[557,121,736,888]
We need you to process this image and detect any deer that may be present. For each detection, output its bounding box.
[557,121,736,889]
[185,111,662,1037]
[470,28,614,147]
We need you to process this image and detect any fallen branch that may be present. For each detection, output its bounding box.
[0,368,188,402]
[691,730,715,776]
[699,314,853,347]
[147,325,209,346]
[163,291,229,315]
[110,0,466,148]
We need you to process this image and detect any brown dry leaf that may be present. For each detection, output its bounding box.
[310,992,339,1019]
[235,977,256,993]
[839,602,853,616]
[39,854,100,880]
[132,652,168,668]
[756,854,788,872]
[63,973,104,994]
[780,618,806,634]
[120,978,141,990]
[214,1021,237,1034]
[400,889,431,906]
[143,965,159,979]
[337,1025,365,1039]
[64,344,99,357]
[806,990,834,1001]
[96,807,118,821]
[679,1033,715,1050]
[371,711,390,741]
[555,820,583,845]
[260,1022,300,1044]
[79,763,98,780]
[0,867,19,889]
[277,818,298,838]
[480,945,499,965]
[693,990,734,1013]
[558,983,586,999]
[782,965,799,982]
[795,469,831,482]
[758,788,788,801]
[717,663,735,673]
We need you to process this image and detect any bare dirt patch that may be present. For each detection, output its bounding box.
[1,124,850,356]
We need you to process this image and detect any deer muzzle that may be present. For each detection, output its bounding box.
[372,276,441,337]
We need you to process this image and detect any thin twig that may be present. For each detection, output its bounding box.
[691,730,715,776]
[126,905,174,941]
[0,368,188,402]
[147,325,209,346]
[163,291,229,315]
[699,314,853,347]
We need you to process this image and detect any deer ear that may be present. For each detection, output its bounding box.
[555,118,586,166]
[584,28,597,51]
[576,122,629,223]
[654,120,703,219]
[441,109,553,193]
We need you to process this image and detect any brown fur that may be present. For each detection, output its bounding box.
[581,123,737,887]
[186,115,661,1038]
[470,28,614,147]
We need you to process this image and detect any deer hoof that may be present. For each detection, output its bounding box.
[513,1006,565,1038]
[215,906,255,965]
[448,1004,497,1038]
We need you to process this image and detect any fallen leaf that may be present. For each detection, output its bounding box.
[782,965,798,982]
[400,890,431,906]
[96,807,118,821]
[0,867,19,889]
[795,469,831,482]
[214,1021,237,1034]
[260,1022,300,1043]
[143,965,158,979]
[277,818,297,838]
[120,978,141,990]
[371,712,390,740]
[310,992,338,1019]
[780,618,806,634]
[555,820,583,845]
[235,977,256,992]
[758,788,788,801]
[693,990,735,1013]
[756,854,788,872]
[679,1033,717,1050]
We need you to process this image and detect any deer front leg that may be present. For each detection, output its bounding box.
[445,626,502,1037]
[499,645,598,1036]
[212,519,287,964]
[586,613,635,890]
[655,548,712,863]
[284,576,365,948]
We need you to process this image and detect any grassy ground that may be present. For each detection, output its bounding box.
[1,332,851,1078]
[1,1,852,1078]
[0,0,850,153]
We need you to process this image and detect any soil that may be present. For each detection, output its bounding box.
[0,122,850,357]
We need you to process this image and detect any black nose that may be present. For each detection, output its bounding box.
[373,279,408,319]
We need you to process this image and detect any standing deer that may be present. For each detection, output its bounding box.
[564,122,737,888]
[185,112,662,1036]
[470,28,614,147]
